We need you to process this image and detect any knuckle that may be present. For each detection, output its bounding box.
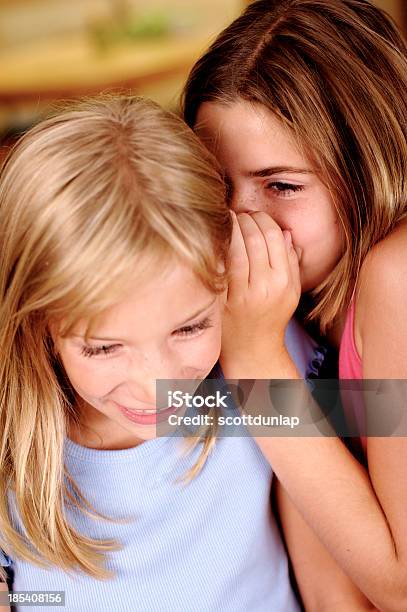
[245,231,263,247]
[253,280,272,301]
[275,273,291,291]
[264,226,282,241]
[233,294,250,309]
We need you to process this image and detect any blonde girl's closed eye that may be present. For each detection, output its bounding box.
[79,317,214,358]
[182,0,407,610]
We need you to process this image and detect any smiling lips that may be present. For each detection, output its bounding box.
[117,403,178,426]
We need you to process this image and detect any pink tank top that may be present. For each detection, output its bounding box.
[339,299,362,379]
[339,299,367,456]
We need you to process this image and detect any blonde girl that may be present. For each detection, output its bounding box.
[0,95,324,611]
[182,0,407,610]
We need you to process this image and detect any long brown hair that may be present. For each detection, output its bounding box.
[182,0,407,331]
[0,96,231,580]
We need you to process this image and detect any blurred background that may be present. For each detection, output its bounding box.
[0,0,406,156]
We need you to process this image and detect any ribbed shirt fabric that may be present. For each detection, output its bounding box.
[1,318,323,611]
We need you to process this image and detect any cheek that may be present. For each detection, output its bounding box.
[278,201,340,249]
[201,329,222,364]
[60,352,123,398]
[265,204,310,243]
[178,326,222,377]
[289,218,317,247]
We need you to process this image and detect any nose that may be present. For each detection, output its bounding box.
[126,350,176,405]
[229,184,262,214]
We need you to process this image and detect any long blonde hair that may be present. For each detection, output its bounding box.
[0,96,231,579]
[182,0,407,332]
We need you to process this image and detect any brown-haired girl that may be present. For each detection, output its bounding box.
[183,0,407,610]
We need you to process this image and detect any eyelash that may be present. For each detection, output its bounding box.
[80,318,213,358]
[81,344,118,358]
[265,181,304,197]
[175,317,213,337]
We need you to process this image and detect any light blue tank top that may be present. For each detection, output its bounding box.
[1,318,324,611]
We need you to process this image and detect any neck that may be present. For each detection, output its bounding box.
[297,296,346,350]
[68,399,145,450]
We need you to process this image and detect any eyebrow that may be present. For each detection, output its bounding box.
[78,297,218,342]
[247,166,313,178]
[175,296,217,327]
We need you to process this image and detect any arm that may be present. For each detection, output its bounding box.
[274,480,377,612]
[221,214,407,611]
[357,229,407,606]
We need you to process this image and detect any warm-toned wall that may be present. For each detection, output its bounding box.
[242,0,406,33]
[373,0,406,29]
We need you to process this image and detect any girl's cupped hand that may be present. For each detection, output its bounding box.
[220,211,301,378]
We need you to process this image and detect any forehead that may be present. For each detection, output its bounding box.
[71,260,216,341]
[195,101,306,174]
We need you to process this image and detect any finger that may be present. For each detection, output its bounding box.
[227,210,249,298]
[249,212,290,272]
[282,229,293,250]
[236,213,271,285]
[294,245,303,262]
[284,231,302,295]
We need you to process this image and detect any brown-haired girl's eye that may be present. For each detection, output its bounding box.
[266,181,304,197]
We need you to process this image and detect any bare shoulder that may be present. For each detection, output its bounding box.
[356,220,407,310]
[360,219,407,286]
[355,219,407,374]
